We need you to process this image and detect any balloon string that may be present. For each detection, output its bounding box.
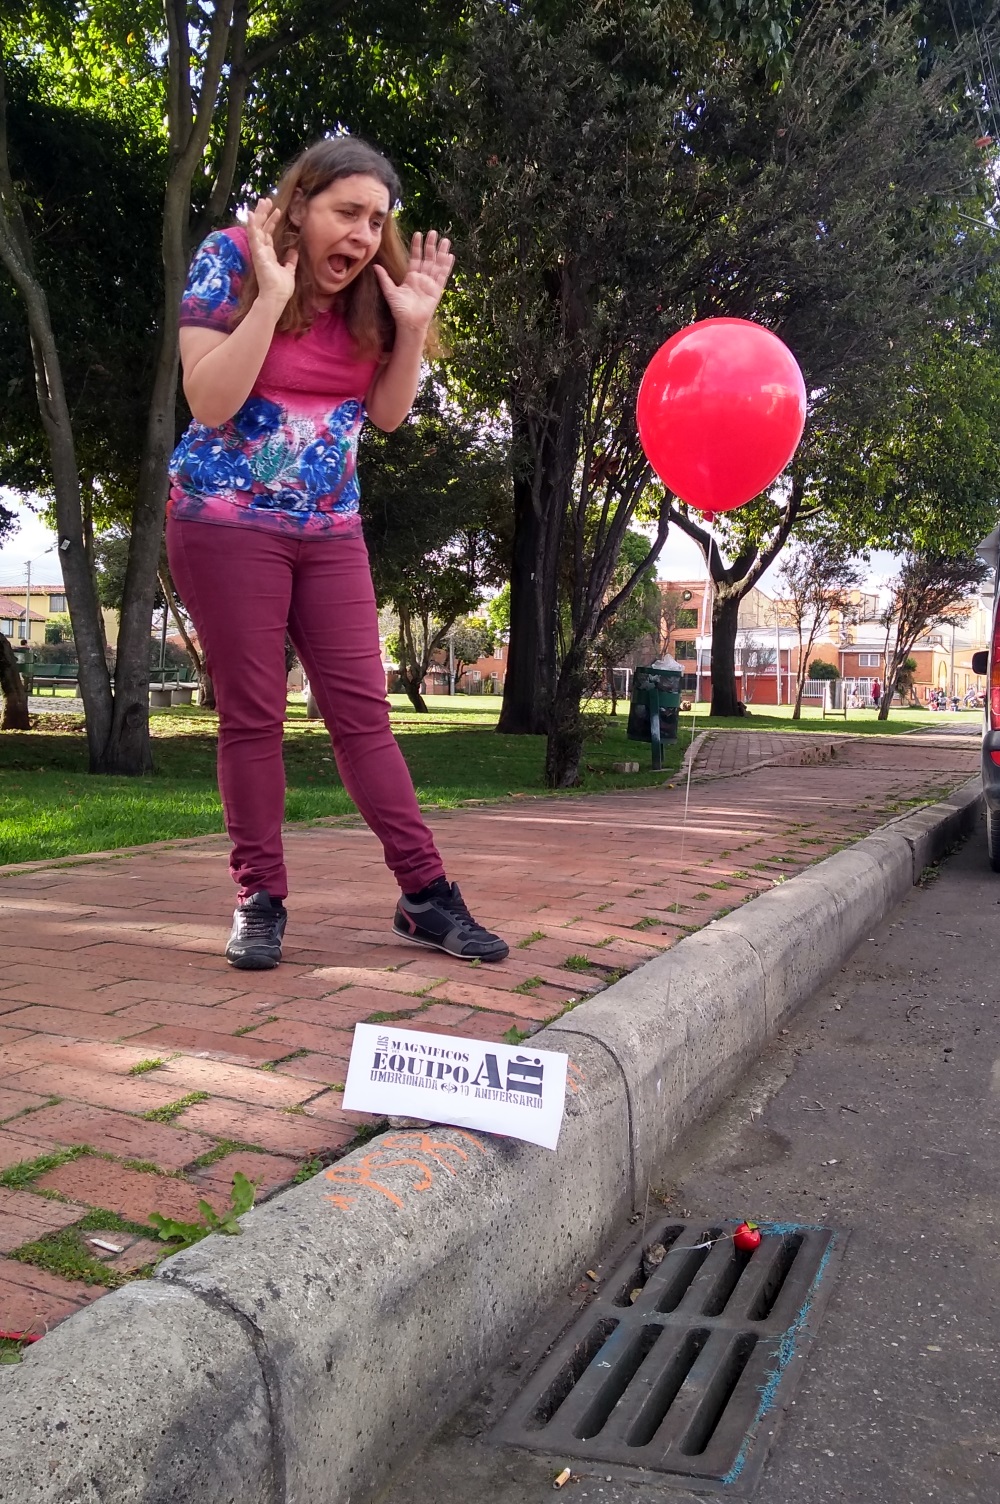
[641,519,710,1241]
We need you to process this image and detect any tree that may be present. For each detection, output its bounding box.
[384,537,495,712]
[441,0,995,772]
[450,617,496,690]
[807,659,839,680]
[660,0,998,715]
[362,381,511,711]
[776,541,863,719]
[737,635,775,706]
[485,585,510,641]
[0,0,395,774]
[896,655,919,704]
[591,531,662,715]
[441,0,724,780]
[878,554,988,720]
[44,612,72,644]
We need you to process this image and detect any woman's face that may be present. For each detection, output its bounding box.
[292,173,391,304]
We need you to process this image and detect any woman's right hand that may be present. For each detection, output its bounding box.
[246,197,298,310]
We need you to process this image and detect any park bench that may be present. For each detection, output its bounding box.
[24,663,79,695]
[149,664,198,707]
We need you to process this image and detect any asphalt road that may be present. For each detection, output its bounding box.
[377,814,1000,1504]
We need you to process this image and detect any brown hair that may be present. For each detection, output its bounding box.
[232,136,440,359]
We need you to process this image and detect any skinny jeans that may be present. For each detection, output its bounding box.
[166,516,445,901]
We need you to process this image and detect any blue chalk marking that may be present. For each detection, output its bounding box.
[720,1229,837,1486]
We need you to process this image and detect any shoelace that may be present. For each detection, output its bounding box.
[438,886,482,934]
[237,904,280,939]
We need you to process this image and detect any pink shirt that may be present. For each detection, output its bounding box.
[168,227,381,536]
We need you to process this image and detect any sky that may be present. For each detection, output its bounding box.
[0,494,62,589]
[0,488,901,598]
[649,521,899,595]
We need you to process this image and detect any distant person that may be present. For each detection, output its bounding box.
[166,136,508,970]
[871,678,881,708]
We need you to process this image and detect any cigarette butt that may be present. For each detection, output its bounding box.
[88,1238,125,1254]
[553,1467,572,1489]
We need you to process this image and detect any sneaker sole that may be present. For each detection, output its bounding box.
[226,951,282,971]
[392,927,509,963]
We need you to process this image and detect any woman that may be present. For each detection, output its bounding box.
[167,136,508,971]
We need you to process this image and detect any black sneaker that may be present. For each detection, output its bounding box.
[226,890,287,970]
[393,880,509,962]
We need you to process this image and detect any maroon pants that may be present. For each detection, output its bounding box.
[167,517,445,901]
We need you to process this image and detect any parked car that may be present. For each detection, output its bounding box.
[973,526,1000,869]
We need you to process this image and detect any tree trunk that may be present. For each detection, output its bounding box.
[0,635,30,730]
[159,563,213,708]
[545,644,589,787]
[498,450,548,734]
[400,676,428,712]
[878,688,892,721]
[498,356,585,737]
[710,593,743,717]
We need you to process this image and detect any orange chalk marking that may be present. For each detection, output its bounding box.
[324,1129,487,1211]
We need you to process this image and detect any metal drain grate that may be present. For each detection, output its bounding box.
[495,1216,845,1493]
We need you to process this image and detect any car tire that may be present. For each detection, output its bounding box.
[988,806,1000,873]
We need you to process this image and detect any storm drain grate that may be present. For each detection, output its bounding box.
[494,1216,845,1493]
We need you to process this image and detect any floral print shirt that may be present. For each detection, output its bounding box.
[168,227,381,536]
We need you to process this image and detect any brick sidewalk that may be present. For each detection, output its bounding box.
[0,730,977,1337]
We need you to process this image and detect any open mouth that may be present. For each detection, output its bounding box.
[327,253,356,277]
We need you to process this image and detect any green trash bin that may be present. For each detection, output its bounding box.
[627,656,683,769]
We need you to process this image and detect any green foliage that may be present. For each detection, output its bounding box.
[486,585,511,640]
[148,1171,256,1249]
[292,1158,324,1185]
[807,660,840,680]
[362,380,511,706]
[44,613,73,644]
[141,1091,209,1124]
[0,1146,89,1191]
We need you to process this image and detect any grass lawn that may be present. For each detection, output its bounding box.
[683,702,980,734]
[0,696,692,866]
[1,694,975,867]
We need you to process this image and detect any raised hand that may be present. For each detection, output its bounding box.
[246,197,298,309]
[373,231,455,334]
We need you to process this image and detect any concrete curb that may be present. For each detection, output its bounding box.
[0,776,982,1504]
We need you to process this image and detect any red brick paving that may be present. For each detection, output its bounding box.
[0,727,977,1338]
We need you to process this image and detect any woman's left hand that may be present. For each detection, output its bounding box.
[373,231,454,334]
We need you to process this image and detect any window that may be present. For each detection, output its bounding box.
[674,639,697,660]
[675,607,698,628]
[48,594,66,612]
[858,652,881,667]
[0,619,14,636]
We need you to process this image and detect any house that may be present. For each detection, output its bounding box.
[0,581,119,652]
[648,576,989,706]
[0,593,47,647]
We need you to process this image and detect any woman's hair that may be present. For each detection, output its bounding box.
[232,135,440,359]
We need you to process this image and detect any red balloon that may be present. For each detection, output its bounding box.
[636,318,807,511]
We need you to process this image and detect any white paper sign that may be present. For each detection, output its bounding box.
[343,1023,568,1151]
